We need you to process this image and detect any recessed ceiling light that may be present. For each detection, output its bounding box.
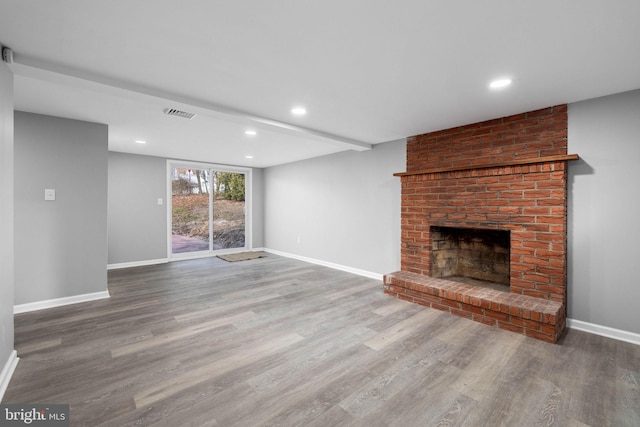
[245,130,257,136]
[245,155,254,159]
[489,78,512,89]
[135,140,147,144]
[291,106,307,116]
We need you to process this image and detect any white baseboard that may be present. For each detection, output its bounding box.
[14,290,111,314]
[263,248,383,281]
[107,246,276,270]
[107,258,169,270]
[107,250,267,270]
[0,350,19,402]
[567,318,640,346]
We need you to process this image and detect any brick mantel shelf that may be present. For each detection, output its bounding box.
[393,154,579,177]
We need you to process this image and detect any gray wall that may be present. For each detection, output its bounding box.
[0,60,14,372]
[108,152,167,264]
[14,112,108,305]
[263,139,405,275]
[568,89,640,334]
[107,152,264,265]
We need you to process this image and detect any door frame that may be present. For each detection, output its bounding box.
[166,159,252,260]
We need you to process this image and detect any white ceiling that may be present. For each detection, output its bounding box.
[1,0,639,168]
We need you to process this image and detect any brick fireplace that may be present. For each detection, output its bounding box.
[384,105,578,343]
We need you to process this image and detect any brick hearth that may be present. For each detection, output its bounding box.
[385,105,577,343]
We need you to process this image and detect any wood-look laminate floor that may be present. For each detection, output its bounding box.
[4,255,639,426]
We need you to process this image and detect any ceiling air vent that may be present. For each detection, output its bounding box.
[163,108,196,119]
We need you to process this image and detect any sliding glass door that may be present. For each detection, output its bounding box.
[169,162,248,257]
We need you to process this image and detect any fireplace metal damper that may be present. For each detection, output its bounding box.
[430,226,510,292]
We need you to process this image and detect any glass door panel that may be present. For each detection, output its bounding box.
[171,167,210,254]
[212,171,246,249]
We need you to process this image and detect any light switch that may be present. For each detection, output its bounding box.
[157,198,163,205]
[45,189,56,201]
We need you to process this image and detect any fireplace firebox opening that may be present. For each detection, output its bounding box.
[430,226,510,291]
